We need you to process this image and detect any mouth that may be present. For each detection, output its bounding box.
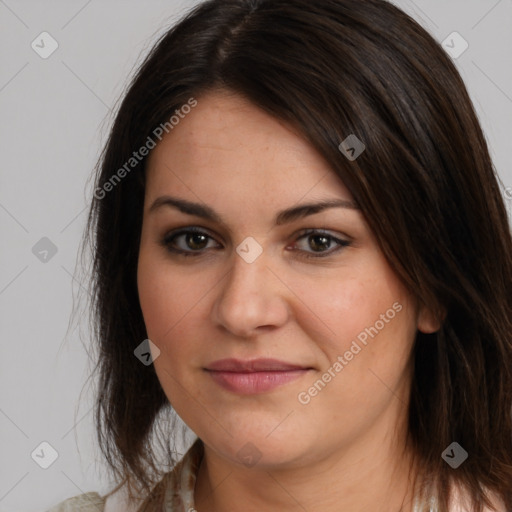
[204,358,313,394]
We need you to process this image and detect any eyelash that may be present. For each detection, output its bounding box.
[160,227,351,259]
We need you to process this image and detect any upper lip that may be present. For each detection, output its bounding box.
[205,358,310,372]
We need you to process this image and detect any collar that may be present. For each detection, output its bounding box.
[162,438,204,511]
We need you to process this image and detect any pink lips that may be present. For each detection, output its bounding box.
[205,358,311,394]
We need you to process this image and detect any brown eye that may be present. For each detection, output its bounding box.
[162,228,220,256]
[292,229,351,259]
[184,232,209,250]
[308,234,332,252]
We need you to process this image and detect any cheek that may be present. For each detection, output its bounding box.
[137,255,210,410]
[288,263,416,401]
[289,269,407,346]
[137,252,208,346]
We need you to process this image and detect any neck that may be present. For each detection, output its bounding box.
[194,404,420,512]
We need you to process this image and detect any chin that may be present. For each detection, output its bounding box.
[201,427,311,469]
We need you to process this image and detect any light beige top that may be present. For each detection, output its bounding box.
[46,439,202,512]
[46,439,506,512]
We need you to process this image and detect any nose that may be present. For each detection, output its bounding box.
[211,247,290,338]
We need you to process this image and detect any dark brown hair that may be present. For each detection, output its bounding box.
[78,0,512,510]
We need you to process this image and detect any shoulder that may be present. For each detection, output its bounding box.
[46,439,204,512]
[46,492,106,512]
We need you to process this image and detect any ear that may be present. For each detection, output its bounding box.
[417,303,445,334]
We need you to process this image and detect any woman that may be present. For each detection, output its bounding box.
[48,0,512,510]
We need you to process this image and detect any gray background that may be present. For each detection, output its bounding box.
[0,1,510,510]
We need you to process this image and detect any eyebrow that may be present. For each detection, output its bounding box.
[148,195,359,226]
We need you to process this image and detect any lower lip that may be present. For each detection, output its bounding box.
[206,369,310,394]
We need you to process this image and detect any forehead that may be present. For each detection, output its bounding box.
[145,90,352,206]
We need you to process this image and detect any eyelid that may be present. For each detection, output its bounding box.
[294,227,349,239]
[162,226,222,248]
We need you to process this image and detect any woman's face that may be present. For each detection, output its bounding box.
[137,90,437,469]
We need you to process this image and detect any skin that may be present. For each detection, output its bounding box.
[137,89,440,512]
